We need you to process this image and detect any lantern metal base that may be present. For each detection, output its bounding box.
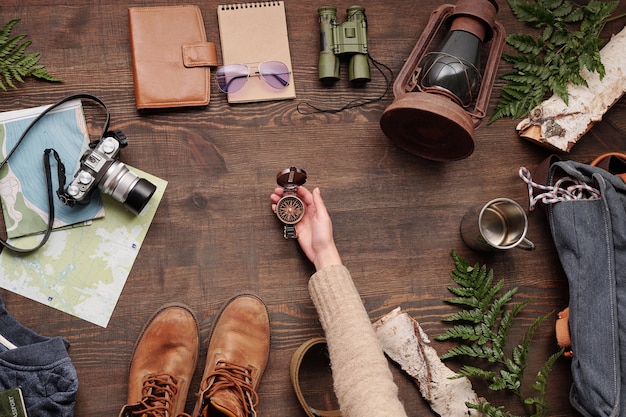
[380,92,475,162]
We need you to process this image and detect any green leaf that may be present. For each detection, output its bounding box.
[437,251,562,416]
[442,308,485,323]
[458,364,497,380]
[490,0,618,121]
[439,344,490,360]
[0,15,60,90]
[507,33,542,54]
[468,401,522,417]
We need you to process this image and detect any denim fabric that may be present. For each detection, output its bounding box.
[547,161,626,417]
[0,294,78,417]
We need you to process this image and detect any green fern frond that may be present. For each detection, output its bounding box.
[484,287,519,327]
[469,401,522,417]
[458,365,497,381]
[495,303,526,352]
[0,17,60,91]
[436,251,562,416]
[437,324,484,343]
[525,349,564,417]
[440,343,492,361]
[443,308,485,323]
[506,33,542,54]
[490,0,618,122]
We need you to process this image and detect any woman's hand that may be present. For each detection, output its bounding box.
[271,186,341,271]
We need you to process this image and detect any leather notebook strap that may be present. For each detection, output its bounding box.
[182,42,218,68]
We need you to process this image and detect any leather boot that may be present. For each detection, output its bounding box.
[192,294,270,417]
[119,303,199,417]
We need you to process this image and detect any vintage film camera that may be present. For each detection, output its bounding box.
[318,5,371,83]
[58,131,156,215]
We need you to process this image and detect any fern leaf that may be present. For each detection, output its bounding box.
[552,2,573,18]
[523,313,552,352]
[525,349,564,416]
[495,302,526,352]
[483,289,519,340]
[468,401,522,417]
[442,308,485,323]
[498,370,522,391]
[0,16,60,90]
[30,65,59,82]
[0,19,20,45]
[447,285,478,298]
[458,364,497,380]
[490,0,618,121]
[436,323,483,342]
[445,295,481,308]
[0,34,28,61]
[439,344,491,360]
[438,252,561,416]
[530,349,563,394]
[507,33,542,54]
[480,280,508,316]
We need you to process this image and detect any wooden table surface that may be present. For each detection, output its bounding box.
[1,0,625,416]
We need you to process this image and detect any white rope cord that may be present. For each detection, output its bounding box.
[519,166,601,211]
[0,333,17,350]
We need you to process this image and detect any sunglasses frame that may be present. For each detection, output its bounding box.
[216,60,291,94]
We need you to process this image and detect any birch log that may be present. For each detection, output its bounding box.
[373,307,485,417]
[516,26,626,152]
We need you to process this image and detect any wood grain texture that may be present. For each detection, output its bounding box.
[1,0,625,415]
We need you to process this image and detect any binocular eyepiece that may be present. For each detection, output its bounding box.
[318,5,371,84]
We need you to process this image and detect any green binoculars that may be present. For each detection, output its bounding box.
[318,5,371,83]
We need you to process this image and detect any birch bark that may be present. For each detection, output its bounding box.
[516,26,626,152]
[373,307,485,417]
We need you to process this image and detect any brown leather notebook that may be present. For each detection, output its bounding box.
[128,5,217,109]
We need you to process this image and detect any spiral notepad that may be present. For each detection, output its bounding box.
[217,1,296,103]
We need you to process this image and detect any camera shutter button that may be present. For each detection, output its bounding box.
[78,172,93,185]
[67,184,80,197]
[101,138,117,154]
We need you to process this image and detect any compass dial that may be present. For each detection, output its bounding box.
[276,195,305,224]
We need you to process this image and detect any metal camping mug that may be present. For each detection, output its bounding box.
[460,198,535,251]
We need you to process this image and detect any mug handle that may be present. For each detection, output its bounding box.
[516,237,535,251]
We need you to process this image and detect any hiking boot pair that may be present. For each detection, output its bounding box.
[118,294,270,417]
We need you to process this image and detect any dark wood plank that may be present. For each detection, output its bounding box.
[1,0,625,415]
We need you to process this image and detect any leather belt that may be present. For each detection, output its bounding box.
[290,337,342,417]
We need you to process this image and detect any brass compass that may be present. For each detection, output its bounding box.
[275,167,307,239]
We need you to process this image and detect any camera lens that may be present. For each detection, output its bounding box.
[124,178,157,214]
[99,161,157,215]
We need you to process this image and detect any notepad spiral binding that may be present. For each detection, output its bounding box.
[220,1,282,11]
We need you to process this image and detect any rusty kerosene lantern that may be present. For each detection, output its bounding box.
[380,0,505,161]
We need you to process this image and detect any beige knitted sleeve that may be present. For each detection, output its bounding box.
[308,264,408,417]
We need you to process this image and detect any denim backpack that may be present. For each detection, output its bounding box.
[521,154,626,417]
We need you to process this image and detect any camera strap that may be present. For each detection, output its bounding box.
[0,93,110,253]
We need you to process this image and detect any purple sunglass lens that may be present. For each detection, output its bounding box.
[216,64,249,93]
[258,61,290,89]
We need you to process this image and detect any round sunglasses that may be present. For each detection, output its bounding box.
[216,61,291,94]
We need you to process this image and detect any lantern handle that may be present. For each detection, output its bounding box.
[392,4,453,100]
[471,20,506,127]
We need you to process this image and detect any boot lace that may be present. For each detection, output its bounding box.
[132,373,190,417]
[198,361,259,417]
